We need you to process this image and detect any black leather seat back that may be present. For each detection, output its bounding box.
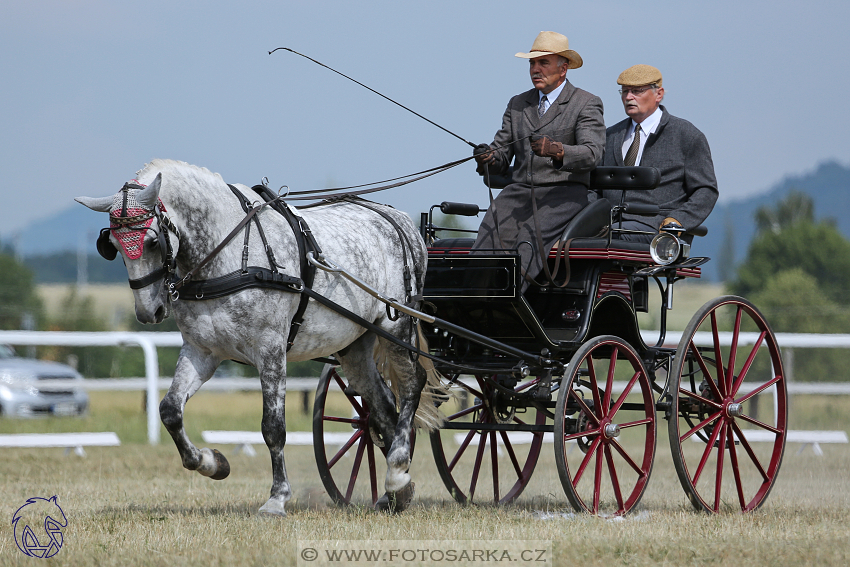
[481,166,660,192]
[588,166,660,192]
[559,198,611,242]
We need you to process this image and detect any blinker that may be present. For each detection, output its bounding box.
[97,228,118,261]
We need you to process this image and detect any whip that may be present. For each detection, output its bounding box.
[269,47,477,148]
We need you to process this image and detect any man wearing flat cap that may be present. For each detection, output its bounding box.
[473,31,605,288]
[598,64,718,242]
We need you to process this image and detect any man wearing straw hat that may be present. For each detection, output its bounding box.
[472,31,605,289]
[598,64,718,242]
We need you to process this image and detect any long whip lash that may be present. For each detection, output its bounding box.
[270,47,476,148]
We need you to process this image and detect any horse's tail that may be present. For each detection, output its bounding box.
[374,323,449,432]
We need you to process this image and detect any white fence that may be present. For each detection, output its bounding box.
[1,330,849,445]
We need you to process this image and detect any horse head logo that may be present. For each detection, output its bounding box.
[12,496,67,558]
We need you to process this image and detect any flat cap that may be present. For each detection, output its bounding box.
[617,64,662,87]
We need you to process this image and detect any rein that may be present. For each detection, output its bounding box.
[284,156,473,201]
[168,199,273,297]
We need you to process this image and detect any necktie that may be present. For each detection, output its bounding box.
[624,124,642,166]
[538,95,548,118]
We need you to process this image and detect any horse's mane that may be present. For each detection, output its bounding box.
[135,159,225,190]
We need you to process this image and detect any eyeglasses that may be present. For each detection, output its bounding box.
[619,85,657,96]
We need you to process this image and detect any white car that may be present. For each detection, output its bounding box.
[0,345,89,417]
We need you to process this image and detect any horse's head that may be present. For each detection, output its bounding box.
[76,173,179,324]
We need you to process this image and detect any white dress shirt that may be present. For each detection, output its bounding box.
[621,106,663,165]
[539,81,566,115]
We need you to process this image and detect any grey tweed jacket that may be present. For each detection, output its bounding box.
[598,105,718,231]
[483,80,605,187]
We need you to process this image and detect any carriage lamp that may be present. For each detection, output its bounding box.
[650,228,691,266]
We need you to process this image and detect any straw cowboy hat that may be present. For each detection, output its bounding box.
[515,31,583,69]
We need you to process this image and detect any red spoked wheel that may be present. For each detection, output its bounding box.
[668,296,787,513]
[312,364,415,506]
[429,373,546,504]
[554,335,657,516]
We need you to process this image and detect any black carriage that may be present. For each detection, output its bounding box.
[313,166,788,515]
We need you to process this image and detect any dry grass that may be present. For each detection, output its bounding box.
[0,444,848,566]
[1,391,849,565]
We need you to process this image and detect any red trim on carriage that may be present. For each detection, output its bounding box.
[427,245,702,279]
[597,272,632,299]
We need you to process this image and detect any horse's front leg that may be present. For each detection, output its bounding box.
[159,343,230,479]
[257,347,292,516]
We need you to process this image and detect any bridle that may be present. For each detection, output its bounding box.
[96,182,180,294]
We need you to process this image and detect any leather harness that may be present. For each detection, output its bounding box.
[171,185,423,352]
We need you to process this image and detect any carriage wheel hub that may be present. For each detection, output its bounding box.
[726,402,744,418]
[603,423,621,439]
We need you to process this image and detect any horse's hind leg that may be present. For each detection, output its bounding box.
[374,340,428,512]
[257,346,292,516]
[337,333,425,512]
[159,343,230,479]
[336,333,400,457]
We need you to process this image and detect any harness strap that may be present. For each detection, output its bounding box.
[129,265,169,290]
[226,185,280,275]
[248,184,321,351]
[333,196,423,299]
[175,267,302,300]
[171,197,270,294]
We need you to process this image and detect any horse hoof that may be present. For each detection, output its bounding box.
[258,498,287,517]
[209,449,230,480]
[375,482,415,514]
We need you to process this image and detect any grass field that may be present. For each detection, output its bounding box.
[37,284,136,330]
[1,390,849,566]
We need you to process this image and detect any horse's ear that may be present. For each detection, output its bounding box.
[75,195,114,212]
[136,173,162,209]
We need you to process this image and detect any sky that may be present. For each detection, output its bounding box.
[2,0,849,241]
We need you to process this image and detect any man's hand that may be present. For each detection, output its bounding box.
[473,143,495,165]
[530,135,565,160]
[660,217,683,231]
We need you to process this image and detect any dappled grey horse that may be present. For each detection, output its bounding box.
[77,159,441,515]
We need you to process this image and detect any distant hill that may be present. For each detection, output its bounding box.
[24,251,128,284]
[15,204,108,257]
[11,160,850,283]
[11,205,127,283]
[698,160,850,281]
